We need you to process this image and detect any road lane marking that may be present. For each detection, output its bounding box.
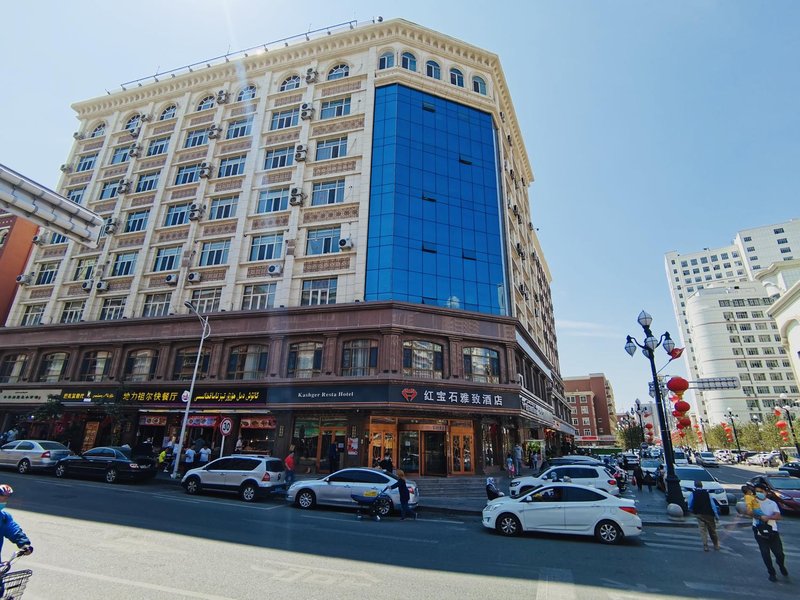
[644,541,740,556]
[536,568,576,600]
[684,581,763,595]
[251,561,380,586]
[151,494,287,510]
[308,524,439,544]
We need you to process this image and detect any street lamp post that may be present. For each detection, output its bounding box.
[778,393,800,457]
[170,301,211,479]
[632,399,645,456]
[625,310,686,509]
[724,408,742,458]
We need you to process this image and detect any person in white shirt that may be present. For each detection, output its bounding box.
[749,483,788,582]
[183,447,196,476]
[199,446,211,464]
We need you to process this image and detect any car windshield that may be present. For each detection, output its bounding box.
[641,459,660,468]
[674,451,686,459]
[675,468,714,482]
[39,441,69,450]
[700,453,714,458]
[767,477,800,490]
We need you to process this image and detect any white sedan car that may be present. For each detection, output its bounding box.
[671,466,730,515]
[509,465,619,498]
[483,483,642,544]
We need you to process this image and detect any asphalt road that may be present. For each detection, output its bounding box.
[0,469,797,600]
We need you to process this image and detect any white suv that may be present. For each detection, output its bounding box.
[181,455,286,502]
[509,465,619,498]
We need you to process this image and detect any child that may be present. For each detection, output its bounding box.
[742,485,763,518]
[506,453,515,478]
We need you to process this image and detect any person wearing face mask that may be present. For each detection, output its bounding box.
[0,485,33,559]
[749,483,788,582]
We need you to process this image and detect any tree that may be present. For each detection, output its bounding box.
[706,424,731,450]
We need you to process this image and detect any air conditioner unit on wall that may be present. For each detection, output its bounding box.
[140,114,151,122]
[60,164,72,173]
[338,237,353,250]
[118,179,130,194]
[289,188,306,206]
[165,274,179,285]
[305,68,318,83]
[129,144,141,157]
[129,126,141,138]
[207,125,222,139]
[188,210,202,221]
[15,274,31,285]
[72,132,84,140]
[81,280,94,292]
[96,281,109,292]
[32,233,48,245]
[216,90,229,104]
[300,107,313,120]
[267,264,283,276]
[199,164,213,178]
[187,272,202,283]
[294,145,307,161]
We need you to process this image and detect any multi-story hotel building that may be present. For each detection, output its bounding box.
[0,210,37,325]
[0,19,571,475]
[564,374,617,448]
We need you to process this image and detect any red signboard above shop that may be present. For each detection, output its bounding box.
[240,417,276,429]
[187,415,218,428]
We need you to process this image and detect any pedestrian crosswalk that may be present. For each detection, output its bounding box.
[642,526,800,559]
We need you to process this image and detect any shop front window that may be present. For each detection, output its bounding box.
[463,347,500,383]
[226,345,268,380]
[402,340,443,379]
[293,419,320,461]
[239,418,276,454]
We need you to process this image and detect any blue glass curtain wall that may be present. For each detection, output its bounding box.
[366,84,507,315]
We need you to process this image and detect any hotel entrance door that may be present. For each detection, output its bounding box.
[423,431,446,476]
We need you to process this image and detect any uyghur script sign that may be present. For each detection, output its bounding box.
[120,390,265,404]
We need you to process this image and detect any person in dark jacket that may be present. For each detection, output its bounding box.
[632,464,645,492]
[378,451,394,474]
[391,470,416,520]
[327,442,339,473]
[486,477,504,500]
[687,480,719,551]
[0,485,33,558]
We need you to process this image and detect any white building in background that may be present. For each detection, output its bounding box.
[758,260,800,399]
[665,219,800,423]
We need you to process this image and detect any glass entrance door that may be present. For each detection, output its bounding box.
[423,432,446,475]
[398,431,419,473]
[320,428,346,473]
[368,425,396,469]
[451,431,474,474]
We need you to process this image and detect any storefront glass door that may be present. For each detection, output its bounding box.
[451,432,474,474]
[320,428,346,473]
[368,424,396,469]
[398,431,419,473]
[423,432,446,475]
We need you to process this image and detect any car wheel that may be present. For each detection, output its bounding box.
[375,497,392,517]
[17,459,31,475]
[296,489,316,509]
[55,463,67,478]
[240,482,258,502]
[185,476,202,495]
[105,468,118,484]
[595,520,623,545]
[496,513,522,536]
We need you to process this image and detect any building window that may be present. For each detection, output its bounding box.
[242,283,276,310]
[582,418,590,426]
[197,95,215,111]
[124,349,160,381]
[287,342,323,378]
[147,136,171,156]
[320,97,351,119]
[36,262,59,285]
[164,203,189,227]
[67,188,85,204]
[306,226,340,255]
[111,252,137,277]
[583,429,592,436]
[199,240,230,266]
[124,115,141,131]
[774,228,784,234]
[425,60,441,79]
[280,75,300,91]
[257,188,289,213]
[249,234,283,261]
[160,105,177,120]
[327,64,349,80]
[450,68,464,87]
[264,146,294,170]
[270,108,300,131]
[21,305,45,326]
[581,406,589,414]
[90,123,105,138]
[472,76,487,95]
[76,154,97,172]
[59,300,84,323]
[184,129,209,148]
[142,292,172,317]
[110,145,131,164]
[136,171,160,193]
[78,351,113,381]
[237,85,257,102]
[153,246,182,271]
[124,210,149,233]
[401,52,417,71]
[226,116,253,139]
[311,180,345,206]
[378,52,394,69]
[462,347,500,383]
[341,340,378,377]
[191,288,222,313]
[0,354,28,383]
[208,195,238,220]
[100,297,126,320]
[300,278,337,305]
[217,155,246,178]
[173,348,210,380]
[403,340,443,379]
[315,137,347,161]
[36,352,69,382]
[99,180,120,200]
[175,164,201,185]
[227,345,268,380]
[73,258,95,281]
[49,233,67,244]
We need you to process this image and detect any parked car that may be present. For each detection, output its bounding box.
[182,455,286,502]
[55,446,157,483]
[510,465,619,498]
[666,466,729,514]
[714,450,734,463]
[640,458,662,480]
[482,482,642,544]
[535,455,604,475]
[286,467,419,517]
[748,473,800,514]
[0,440,72,474]
[620,454,640,469]
[695,452,719,468]
[779,461,800,478]
[672,450,689,466]
[747,451,781,467]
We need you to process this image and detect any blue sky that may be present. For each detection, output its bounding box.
[2,1,798,411]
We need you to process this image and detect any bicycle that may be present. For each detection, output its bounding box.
[0,550,32,599]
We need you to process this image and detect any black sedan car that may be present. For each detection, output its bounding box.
[55,446,157,483]
[779,461,800,478]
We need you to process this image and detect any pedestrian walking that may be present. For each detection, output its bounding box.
[749,483,788,582]
[328,441,339,473]
[531,452,539,473]
[642,471,655,492]
[513,443,523,477]
[199,445,211,465]
[391,470,416,520]
[379,451,394,474]
[284,449,296,488]
[183,446,196,476]
[632,464,644,492]
[505,453,515,478]
[0,485,34,558]
[235,436,244,453]
[687,480,720,551]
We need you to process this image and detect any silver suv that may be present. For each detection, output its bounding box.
[181,455,285,502]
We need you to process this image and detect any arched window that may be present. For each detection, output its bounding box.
[401,52,417,71]
[402,341,443,379]
[124,115,141,131]
[472,76,487,95]
[172,348,210,380]
[90,123,106,138]
[425,60,441,80]
[227,344,269,380]
[341,340,378,377]
[378,52,394,70]
[196,95,215,111]
[327,64,349,80]
[449,68,464,87]
[463,347,500,383]
[124,349,160,382]
[36,352,69,383]
[0,353,28,383]
[159,105,177,120]
[237,85,257,102]
[280,75,301,91]
[287,342,323,378]
[79,351,113,382]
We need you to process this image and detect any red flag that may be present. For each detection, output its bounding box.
[669,347,684,360]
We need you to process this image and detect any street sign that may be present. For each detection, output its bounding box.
[219,417,233,436]
[181,390,190,403]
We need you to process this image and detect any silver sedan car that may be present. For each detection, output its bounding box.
[287,467,419,517]
[0,440,72,473]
